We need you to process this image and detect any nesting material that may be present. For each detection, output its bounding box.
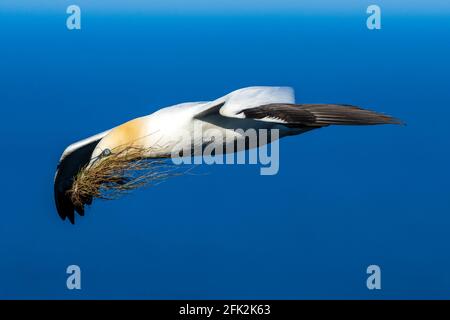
[69,146,182,208]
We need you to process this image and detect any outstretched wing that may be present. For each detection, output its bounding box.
[54,130,110,224]
[194,86,401,127]
[239,103,403,127]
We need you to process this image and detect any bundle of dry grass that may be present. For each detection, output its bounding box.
[68,146,184,209]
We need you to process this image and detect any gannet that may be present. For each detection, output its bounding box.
[54,86,401,223]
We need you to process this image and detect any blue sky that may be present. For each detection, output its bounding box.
[0,1,449,299]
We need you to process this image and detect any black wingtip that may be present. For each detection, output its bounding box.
[74,203,85,217]
[54,179,77,224]
[67,213,75,225]
[54,136,102,224]
[298,104,405,127]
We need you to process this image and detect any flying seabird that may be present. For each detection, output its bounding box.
[54,86,401,223]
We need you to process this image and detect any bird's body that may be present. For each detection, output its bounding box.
[55,86,401,223]
[89,87,297,162]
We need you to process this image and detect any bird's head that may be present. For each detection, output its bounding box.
[89,117,149,167]
[54,116,153,224]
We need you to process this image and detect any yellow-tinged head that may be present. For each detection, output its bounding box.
[90,117,149,165]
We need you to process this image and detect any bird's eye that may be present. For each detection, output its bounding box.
[102,149,112,157]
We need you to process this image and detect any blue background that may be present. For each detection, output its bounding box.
[1,1,449,299]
